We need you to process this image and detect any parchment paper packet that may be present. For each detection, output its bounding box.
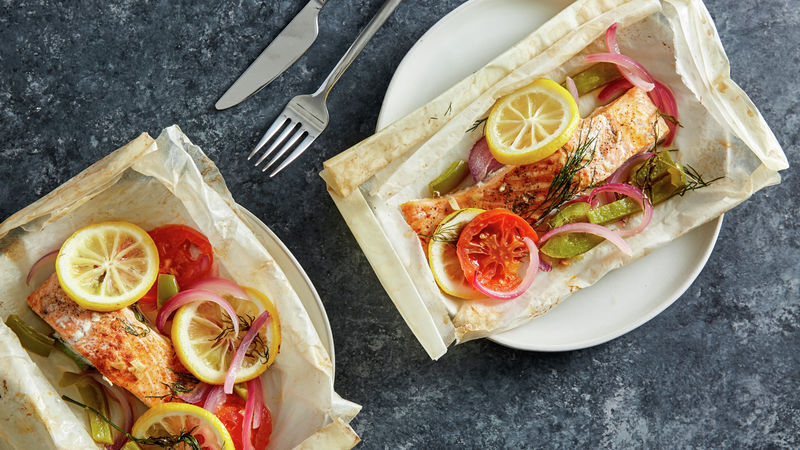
[320,0,789,360]
[0,126,360,450]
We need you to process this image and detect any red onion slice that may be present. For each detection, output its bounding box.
[251,376,264,430]
[26,249,58,286]
[468,137,505,182]
[188,277,248,300]
[203,385,226,414]
[156,289,239,336]
[539,223,632,256]
[472,237,538,300]
[94,380,133,450]
[538,257,552,273]
[584,53,655,92]
[649,80,679,145]
[241,377,262,450]
[565,76,579,102]
[598,78,633,103]
[588,183,653,237]
[597,152,655,206]
[178,382,210,404]
[224,310,271,394]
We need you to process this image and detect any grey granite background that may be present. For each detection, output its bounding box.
[1,0,798,448]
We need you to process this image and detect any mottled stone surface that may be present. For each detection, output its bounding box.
[1,0,798,448]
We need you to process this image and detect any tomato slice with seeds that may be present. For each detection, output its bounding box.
[456,209,538,294]
[148,224,214,289]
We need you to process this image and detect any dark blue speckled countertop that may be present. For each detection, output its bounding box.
[1,0,798,448]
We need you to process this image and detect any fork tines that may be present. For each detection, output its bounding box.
[248,113,317,177]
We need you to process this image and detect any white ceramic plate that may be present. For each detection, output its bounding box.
[376,0,723,351]
[237,207,335,368]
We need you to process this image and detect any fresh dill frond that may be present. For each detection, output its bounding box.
[211,314,270,365]
[509,125,597,225]
[659,112,683,128]
[116,318,149,337]
[675,163,723,195]
[62,395,201,449]
[466,117,487,133]
[429,209,472,244]
[445,102,453,117]
[146,369,199,402]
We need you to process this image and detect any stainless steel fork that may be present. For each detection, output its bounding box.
[249,0,403,177]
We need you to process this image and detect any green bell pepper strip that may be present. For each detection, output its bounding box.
[121,441,142,450]
[157,273,179,308]
[54,337,94,371]
[5,314,54,357]
[77,383,114,444]
[563,63,622,96]
[540,202,604,258]
[429,160,469,198]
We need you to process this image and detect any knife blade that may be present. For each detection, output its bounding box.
[215,0,327,110]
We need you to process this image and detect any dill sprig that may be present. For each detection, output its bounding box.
[147,369,199,402]
[430,209,473,244]
[116,318,149,337]
[466,117,487,133]
[429,102,453,121]
[508,125,598,225]
[212,314,270,365]
[62,395,201,449]
[675,163,723,195]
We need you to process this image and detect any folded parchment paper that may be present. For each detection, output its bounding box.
[321,0,788,359]
[0,126,360,449]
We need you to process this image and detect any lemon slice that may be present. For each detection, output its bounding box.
[486,78,580,165]
[428,208,485,299]
[131,403,234,450]
[172,287,280,384]
[55,222,159,311]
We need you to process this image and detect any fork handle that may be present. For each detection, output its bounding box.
[313,0,403,98]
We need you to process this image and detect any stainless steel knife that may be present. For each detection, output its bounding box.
[215,0,327,110]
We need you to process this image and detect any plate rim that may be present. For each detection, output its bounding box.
[376,0,723,352]
[237,206,336,369]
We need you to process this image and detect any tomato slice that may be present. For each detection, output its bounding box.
[147,224,214,289]
[456,209,538,294]
[213,393,272,450]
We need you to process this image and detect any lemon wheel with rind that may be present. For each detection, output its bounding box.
[428,208,486,299]
[55,221,159,312]
[171,286,280,385]
[486,78,580,166]
[131,403,234,450]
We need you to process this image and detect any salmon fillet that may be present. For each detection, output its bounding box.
[28,273,188,407]
[401,87,669,237]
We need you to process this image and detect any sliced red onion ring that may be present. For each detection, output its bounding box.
[597,152,655,206]
[203,385,226,414]
[588,183,653,237]
[241,377,261,450]
[156,289,239,336]
[585,53,655,92]
[539,223,632,256]
[94,380,133,450]
[224,310,271,394]
[565,76,579,102]
[188,277,248,300]
[598,78,633,103]
[178,382,210,404]
[650,80,679,145]
[538,257,552,273]
[26,249,58,286]
[472,237,538,300]
[251,376,264,429]
[468,137,505,182]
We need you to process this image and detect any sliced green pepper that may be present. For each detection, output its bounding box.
[157,273,179,308]
[234,383,249,401]
[77,382,113,444]
[54,337,94,371]
[121,442,142,450]
[541,202,603,258]
[548,202,591,228]
[5,314,54,357]
[564,63,622,96]
[630,151,678,187]
[429,160,469,198]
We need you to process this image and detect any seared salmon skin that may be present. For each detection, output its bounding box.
[28,273,188,406]
[401,87,669,238]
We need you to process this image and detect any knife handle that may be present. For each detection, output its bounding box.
[313,0,403,98]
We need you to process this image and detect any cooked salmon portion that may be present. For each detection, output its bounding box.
[28,273,187,407]
[401,87,669,238]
